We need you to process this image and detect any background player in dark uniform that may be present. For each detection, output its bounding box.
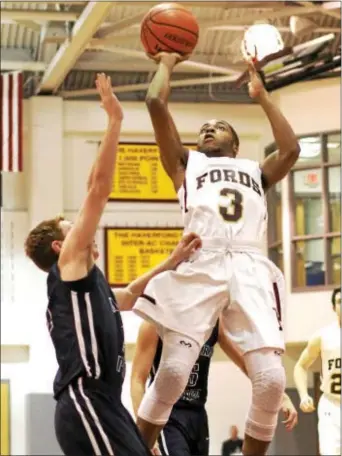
[131,319,298,456]
[24,73,202,456]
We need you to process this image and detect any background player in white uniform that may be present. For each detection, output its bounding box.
[134,53,300,456]
[294,287,341,455]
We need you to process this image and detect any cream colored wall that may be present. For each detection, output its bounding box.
[1,77,340,454]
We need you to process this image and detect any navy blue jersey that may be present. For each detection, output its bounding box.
[47,264,125,399]
[149,322,219,408]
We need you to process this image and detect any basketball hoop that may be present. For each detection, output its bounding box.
[241,24,284,61]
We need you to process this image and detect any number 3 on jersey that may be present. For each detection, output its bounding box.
[219,188,243,222]
[331,373,341,395]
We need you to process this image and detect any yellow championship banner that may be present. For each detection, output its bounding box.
[1,380,10,456]
[108,143,196,202]
[105,227,183,287]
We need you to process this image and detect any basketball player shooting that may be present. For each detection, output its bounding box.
[131,319,298,456]
[133,52,300,456]
[294,287,341,456]
[24,73,201,456]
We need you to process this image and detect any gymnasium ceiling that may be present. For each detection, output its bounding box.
[1,1,341,103]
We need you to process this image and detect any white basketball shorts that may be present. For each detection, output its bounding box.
[134,240,285,353]
[318,394,341,455]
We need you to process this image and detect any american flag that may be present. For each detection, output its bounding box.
[1,72,23,172]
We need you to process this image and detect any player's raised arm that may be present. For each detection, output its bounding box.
[145,52,189,191]
[114,232,201,311]
[293,333,321,412]
[246,60,300,190]
[59,74,123,278]
[131,321,159,417]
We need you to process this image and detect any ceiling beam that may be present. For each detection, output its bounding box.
[13,20,41,33]
[96,12,147,39]
[0,9,79,22]
[210,24,341,33]
[120,6,324,33]
[74,55,245,73]
[60,74,237,98]
[37,1,114,94]
[105,1,287,8]
[1,61,47,72]
[195,5,323,29]
[28,1,86,3]
[295,1,341,19]
[88,44,240,76]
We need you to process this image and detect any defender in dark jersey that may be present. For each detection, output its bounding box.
[24,74,201,456]
[131,320,299,456]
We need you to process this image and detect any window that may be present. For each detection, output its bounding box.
[267,181,283,272]
[266,131,341,290]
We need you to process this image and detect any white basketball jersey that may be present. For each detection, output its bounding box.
[320,321,341,399]
[177,150,267,243]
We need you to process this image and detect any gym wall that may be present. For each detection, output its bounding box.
[1,76,339,455]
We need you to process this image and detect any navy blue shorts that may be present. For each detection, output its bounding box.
[55,378,150,456]
[158,406,209,456]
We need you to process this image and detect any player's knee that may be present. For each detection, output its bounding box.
[253,366,286,412]
[154,359,193,404]
[246,366,286,442]
[137,359,194,426]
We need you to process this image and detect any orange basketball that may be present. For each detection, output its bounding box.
[141,3,199,56]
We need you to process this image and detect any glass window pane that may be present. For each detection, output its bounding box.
[327,133,341,163]
[294,239,325,287]
[293,169,324,235]
[329,237,341,285]
[269,245,284,273]
[328,166,341,233]
[267,182,282,243]
[296,136,322,166]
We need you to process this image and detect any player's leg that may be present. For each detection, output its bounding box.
[195,408,210,456]
[224,254,287,455]
[56,380,151,456]
[134,254,228,449]
[242,348,286,455]
[318,395,341,455]
[137,329,201,449]
[157,415,192,456]
[55,387,109,456]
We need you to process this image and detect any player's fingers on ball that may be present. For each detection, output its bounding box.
[182,232,198,243]
[188,238,201,252]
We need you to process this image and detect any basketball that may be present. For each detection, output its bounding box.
[140,3,199,56]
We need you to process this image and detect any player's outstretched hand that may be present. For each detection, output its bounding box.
[245,59,266,100]
[281,394,298,431]
[95,73,123,121]
[300,395,315,413]
[168,232,202,269]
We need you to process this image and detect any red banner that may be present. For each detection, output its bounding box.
[1,72,23,172]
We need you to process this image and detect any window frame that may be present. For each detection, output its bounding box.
[266,130,341,292]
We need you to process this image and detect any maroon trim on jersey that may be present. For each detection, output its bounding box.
[141,293,156,305]
[273,283,283,331]
[183,177,188,213]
